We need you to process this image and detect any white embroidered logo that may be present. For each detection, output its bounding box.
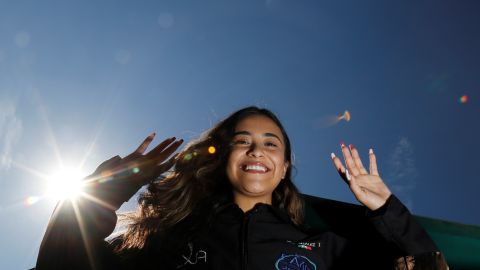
[177,242,207,268]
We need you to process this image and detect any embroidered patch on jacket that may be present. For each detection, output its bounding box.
[275,253,316,270]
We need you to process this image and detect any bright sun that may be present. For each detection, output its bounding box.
[46,167,86,201]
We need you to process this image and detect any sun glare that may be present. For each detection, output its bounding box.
[46,167,86,201]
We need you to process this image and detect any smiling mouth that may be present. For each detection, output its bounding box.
[241,163,269,173]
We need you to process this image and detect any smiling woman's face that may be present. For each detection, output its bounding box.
[226,115,289,206]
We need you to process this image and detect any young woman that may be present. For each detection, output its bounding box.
[36,106,448,270]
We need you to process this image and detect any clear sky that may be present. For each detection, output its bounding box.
[1,1,479,269]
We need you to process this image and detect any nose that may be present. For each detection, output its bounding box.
[246,143,264,158]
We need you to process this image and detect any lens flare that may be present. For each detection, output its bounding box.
[0,49,5,62]
[459,95,468,104]
[158,13,174,29]
[15,31,31,48]
[24,196,41,206]
[208,146,216,154]
[184,153,193,161]
[114,49,132,65]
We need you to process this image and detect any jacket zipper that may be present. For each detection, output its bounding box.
[241,214,249,270]
[241,208,257,270]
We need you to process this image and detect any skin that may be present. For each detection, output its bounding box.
[331,144,392,211]
[224,115,392,212]
[92,119,391,212]
[226,115,289,212]
[85,133,183,210]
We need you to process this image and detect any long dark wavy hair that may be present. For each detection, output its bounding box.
[117,106,303,252]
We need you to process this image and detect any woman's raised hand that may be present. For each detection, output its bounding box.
[84,133,183,210]
[330,143,391,211]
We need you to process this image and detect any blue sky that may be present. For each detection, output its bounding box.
[1,1,479,269]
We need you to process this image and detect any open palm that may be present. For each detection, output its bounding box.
[331,143,391,211]
[84,133,183,210]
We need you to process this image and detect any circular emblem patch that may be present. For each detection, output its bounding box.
[275,254,316,270]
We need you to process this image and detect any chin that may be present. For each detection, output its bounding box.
[242,186,272,197]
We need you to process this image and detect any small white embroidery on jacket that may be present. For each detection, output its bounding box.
[177,242,207,268]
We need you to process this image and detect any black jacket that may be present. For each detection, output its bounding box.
[36,195,447,270]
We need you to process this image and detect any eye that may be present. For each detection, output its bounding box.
[265,142,278,147]
[233,139,250,145]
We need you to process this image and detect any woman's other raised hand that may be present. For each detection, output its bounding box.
[330,143,392,211]
[84,133,183,210]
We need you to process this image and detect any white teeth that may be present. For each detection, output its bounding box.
[244,165,267,172]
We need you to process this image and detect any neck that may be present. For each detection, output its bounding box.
[233,193,272,212]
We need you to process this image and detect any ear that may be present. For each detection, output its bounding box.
[282,161,289,179]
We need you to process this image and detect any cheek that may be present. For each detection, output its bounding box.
[226,150,241,179]
[273,154,287,173]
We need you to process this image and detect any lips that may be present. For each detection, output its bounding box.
[241,162,269,173]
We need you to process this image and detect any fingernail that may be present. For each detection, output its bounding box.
[349,144,354,150]
[171,137,176,140]
[369,148,373,154]
[330,152,336,159]
[150,132,156,137]
[340,141,345,148]
[345,169,351,181]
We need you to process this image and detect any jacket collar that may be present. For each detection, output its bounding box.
[214,201,293,224]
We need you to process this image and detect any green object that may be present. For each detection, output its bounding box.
[29,195,479,270]
[302,194,480,270]
[416,216,480,269]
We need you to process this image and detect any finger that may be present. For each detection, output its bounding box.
[146,137,178,157]
[369,148,379,176]
[108,155,122,162]
[154,153,179,176]
[349,144,368,175]
[134,132,156,154]
[138,153,180,186]
[149,139,183,165]
[93,155,122,175]
[341,143,360,176]
[330,152,349,184]
[101,155,122,168]
[345,168,352,181]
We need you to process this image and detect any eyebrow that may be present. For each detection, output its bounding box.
[233,131,283,144]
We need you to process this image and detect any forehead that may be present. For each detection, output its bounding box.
[234,115,284,138]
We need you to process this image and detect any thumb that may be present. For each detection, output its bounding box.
[348,177,365,201]
[93,155,122,175]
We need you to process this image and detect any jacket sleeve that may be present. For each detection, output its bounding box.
[367,195,449,269]
[35,156,146,270]
[35,198,122,270]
